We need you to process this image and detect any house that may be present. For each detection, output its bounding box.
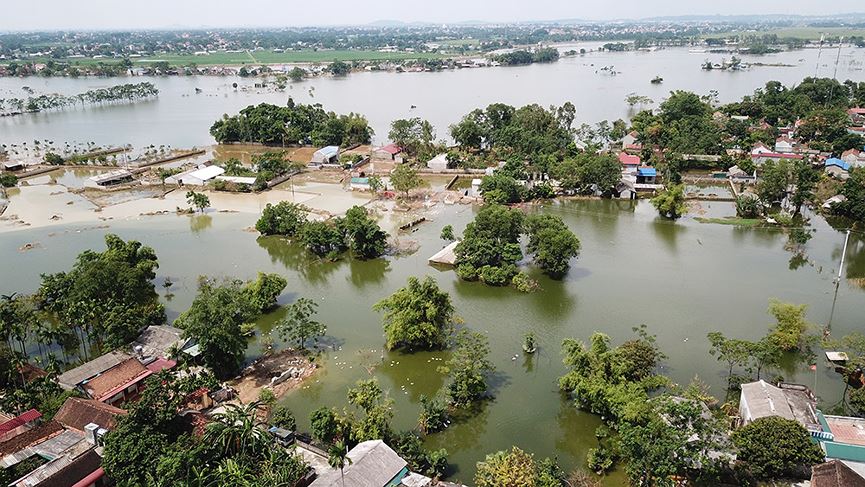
[811,459,865,487]
[54,397,125,432]
[774,136,795,154]
[81,356,174,406]
[618,153,641,172]
[85,169,134,188]
[129,325,193,362]
[841,149,865,168]
[350,177,370,191]
[823,195,847,211]
[309,440,409,487]
[166,165,225,186]
[621,131,639,150]
[0,410,42,443]
[738,380,821,432]
[215,175,256,186]
[2,161,26,172]
[825,158,851,180]
[372,144,404,163]
[426,153,449,173]
[847,108,865,126]
[310,146,340,165]
[727,165,756,182]
[57,351,133,391]
[428,241,459,266]
[750,142,804,165]
[635,167,657,184]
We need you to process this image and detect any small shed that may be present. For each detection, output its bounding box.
[350,177,370,191]
[311,146,340,165]
[2,161,26,172]
[86,169,134,188]
[636,167,657,184]
[373,143,404,163]
[426,153,449,172]
[471,178,482,197]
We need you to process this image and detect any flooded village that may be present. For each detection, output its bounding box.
[2,11,865,487]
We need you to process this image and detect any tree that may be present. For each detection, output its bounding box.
[367,175,383,194]
[267,405,296,431]
[750,336,782,380]
[767,299,811,352]
[707,331,752,388]
[474,447,537,487]
[418,394,449,434]
[479,173,524,204]
[439,330,495,407]
[288,67,305,82]
[732,416,825,479]
[328,440,352,487]
[328,60,351,76]
[255,202,308,236]
[277,298,326,350]
[185,191,209,213]
[339,206,388,259]
[651,184,688,219]
[205,401,269,458]
[310,407,341,445]
[0,173,17,188]
[174,279,258,378]
[837,167,865,222]
[736,194,762,219]
[244,272,287,312]
[300,220,346,258]
[757,160,792,206]
[374,276,454,351]
[388,118,435,157]
[440,225,455,241]
[390,163,422,198]
[524,214,581,278]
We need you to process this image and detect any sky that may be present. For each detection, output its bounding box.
[1,0,863,31]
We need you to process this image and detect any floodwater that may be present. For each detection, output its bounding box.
[0,200,863,483]
[1,45,864,149]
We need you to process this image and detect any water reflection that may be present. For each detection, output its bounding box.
[651,217,686,254]
[257,235,339,285]
[345,256,390,288]
[188,214,212,234]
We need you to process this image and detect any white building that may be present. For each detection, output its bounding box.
[426,153,449,172]
[166,165,225,186]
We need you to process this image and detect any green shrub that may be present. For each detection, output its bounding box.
[456,263,479,281]
[512,272,539,293]
[479,264,517,286]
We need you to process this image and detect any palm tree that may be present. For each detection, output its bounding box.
[328,440,352,487]
[205,401,269,459]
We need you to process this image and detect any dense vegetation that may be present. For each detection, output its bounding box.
[0,82,157,114]
[210,101,373,146]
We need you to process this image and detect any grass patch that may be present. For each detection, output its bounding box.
[695,216,763,227]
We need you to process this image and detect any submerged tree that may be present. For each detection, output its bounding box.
[374,276,454,351]
[277,298,326,350]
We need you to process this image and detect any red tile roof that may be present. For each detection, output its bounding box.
[0,420,63,455]
[618,153,641,165]
[84,358,150,402]
[378,143,403,155]
[145,358,176,373]
[751,152,803,160]
[0,409,41,437]
[54,397,126,432]
[848,108,865,115]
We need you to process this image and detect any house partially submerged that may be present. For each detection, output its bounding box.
[85,169,134,188]
[426,153,448,172]
[428,241,459,266]
[166,165,225,186]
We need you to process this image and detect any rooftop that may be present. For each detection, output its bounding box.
[428,241,459,266]
[187,165,225,181]
[54,397,125,432]
[0,410,42,438]
[57,351,133,390]
[740,380,820,431]
[310,440,408,487]
[826,158,851,171]
[825,415,865,447]
[130,325,185,360]
[0,421,63,457]
[618,153,640,165]
[83,357,150,402]
[378,143,403,155]
[811,460,865,487]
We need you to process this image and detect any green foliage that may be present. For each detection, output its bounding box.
[374,276,454,351]
[390,431,449,477]
[339,206,388,259]
[418,394,449,434]
[390,162,422,197]
[837,167,865,222]
[174,279,258,378]
[210,102,372,146]
[43,152,64,165]
[300,220,346,257]
[244,272,287,312]
[651,183,688,219]
[310,407,341,444]
[767,299,811,352]
[475,446,564,487]
[524,214,581,278]
[478,264,517,286]
[328,60,351,76]
[267,405,296,430]
[36,234,164,351]
[735,194,762,219]
[552,153,622,194]
[388,118,435,157]
[512,271,540,293]
[276,297,326,350]
[707,331,753,388]
[440,224,455,241]
[255,202,308,236]
[455,204,524,278]
[0,173,17,188]
[480,173,524,204]
[757,159,792,205]
[185,190,210,213]
[558,327,666,424]
[439,330,495,407]
[346,378,394,443]
[850,387,865,417]
[732,416,825,479]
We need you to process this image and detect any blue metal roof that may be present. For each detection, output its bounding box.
[825,158,850,171]
[637,167,657,177]
[350,177,369,184]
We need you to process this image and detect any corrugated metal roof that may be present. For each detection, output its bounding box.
[309,440,407,487]
[637,167,657,177]
[0,410,41,437]
[57,351,133,390]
